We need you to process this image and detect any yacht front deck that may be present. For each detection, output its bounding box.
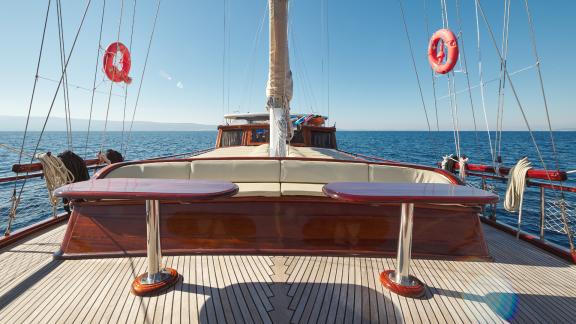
[0,223,575,323]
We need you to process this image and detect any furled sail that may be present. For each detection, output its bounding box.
[266,0,293,157]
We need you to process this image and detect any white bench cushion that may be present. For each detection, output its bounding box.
[281,160,369,184]
[280,183,325,196]
[190,160,280,182]
[369,165,452,184]
[235,183,281,197]
[105,162,191,179]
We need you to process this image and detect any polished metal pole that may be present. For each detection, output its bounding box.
[145,199,162,283]
[395,203,414,285]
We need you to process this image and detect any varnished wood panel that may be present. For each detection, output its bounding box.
[58,198,490,260]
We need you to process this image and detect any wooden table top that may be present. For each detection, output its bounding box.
[54,178,239,201]
[323,182,499,204]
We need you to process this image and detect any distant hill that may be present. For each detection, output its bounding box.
[0,115,215,132]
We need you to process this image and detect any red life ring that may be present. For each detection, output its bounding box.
[103,42,132,84]
[427,29,459,74]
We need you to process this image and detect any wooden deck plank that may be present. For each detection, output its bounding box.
[302,256,333,323]
[240,256,273,311]
[292,256,327,323]
[1,223,576,323]
[105,257,146,324]
[211,256,237,323]
[313,257,338,324]
[221,255,253,324]
[227,255,266,324]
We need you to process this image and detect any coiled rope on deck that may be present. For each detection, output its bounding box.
[36,153,74,208]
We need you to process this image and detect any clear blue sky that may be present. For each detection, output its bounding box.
[0,0,575,130]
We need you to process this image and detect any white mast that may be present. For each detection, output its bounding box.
[266,0,293,157]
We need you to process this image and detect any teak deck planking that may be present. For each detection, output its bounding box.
[0,224,575,323]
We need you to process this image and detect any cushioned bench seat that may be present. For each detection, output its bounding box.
[370,164,452,184]
[236,183,281,197]
[280,183,325,196]
[105,161,191,179]
[101,158,454,198]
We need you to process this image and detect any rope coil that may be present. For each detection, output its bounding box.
[504,157,532,212]
[36,153,74,208]
[504,157,532,238]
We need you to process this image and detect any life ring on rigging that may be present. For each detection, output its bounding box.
[103,42,132,84]
[427,29,459,74]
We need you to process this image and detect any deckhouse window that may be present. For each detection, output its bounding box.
[311,131,332,148]
[290,128,304,144]
[251,129,269,143]
[221,130,243,147]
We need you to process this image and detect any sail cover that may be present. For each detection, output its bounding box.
[266,0,293,157]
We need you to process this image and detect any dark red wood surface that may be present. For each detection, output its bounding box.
[453,162,567,181]
[54,178,239,201]
[56,198,491,260]
[131,268,180,296]
[323,183,498,204]
[379,270,425,298]
[12,158,101,173]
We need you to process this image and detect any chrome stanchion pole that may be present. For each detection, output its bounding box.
[144,199,162,284]
[394,203,414,285]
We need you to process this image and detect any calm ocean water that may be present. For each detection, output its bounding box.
[1,131,575,247]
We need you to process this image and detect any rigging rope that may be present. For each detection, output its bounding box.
[241,1,267,111]
[100,0,125,154]
[84,0,107,159]
[477,0,574,249]
[494,0,512,162]
[423,0,440,132]
[523,0,561,174]
[476,0,554,185]
[523,0,571,250]
[455,0,479,141]
[15,0,92,225]
[121,0,137,154]
[56,0,73,150]
[0,143,34,157]
[447,74,462,158]
[397,0,432,133]
[5,0,52,236]
[124,0,162,157]
[437,0,462,159]
[222,0,229,119]
[321,0,331,119]
[474,0,495,165]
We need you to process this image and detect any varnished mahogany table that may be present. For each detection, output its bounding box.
[54,178,238,296]
[323,182,498,298]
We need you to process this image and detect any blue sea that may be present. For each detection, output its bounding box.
[1,131,575,248]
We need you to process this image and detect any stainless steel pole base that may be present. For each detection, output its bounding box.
[380,203,425,298]
[132,200,179,296]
